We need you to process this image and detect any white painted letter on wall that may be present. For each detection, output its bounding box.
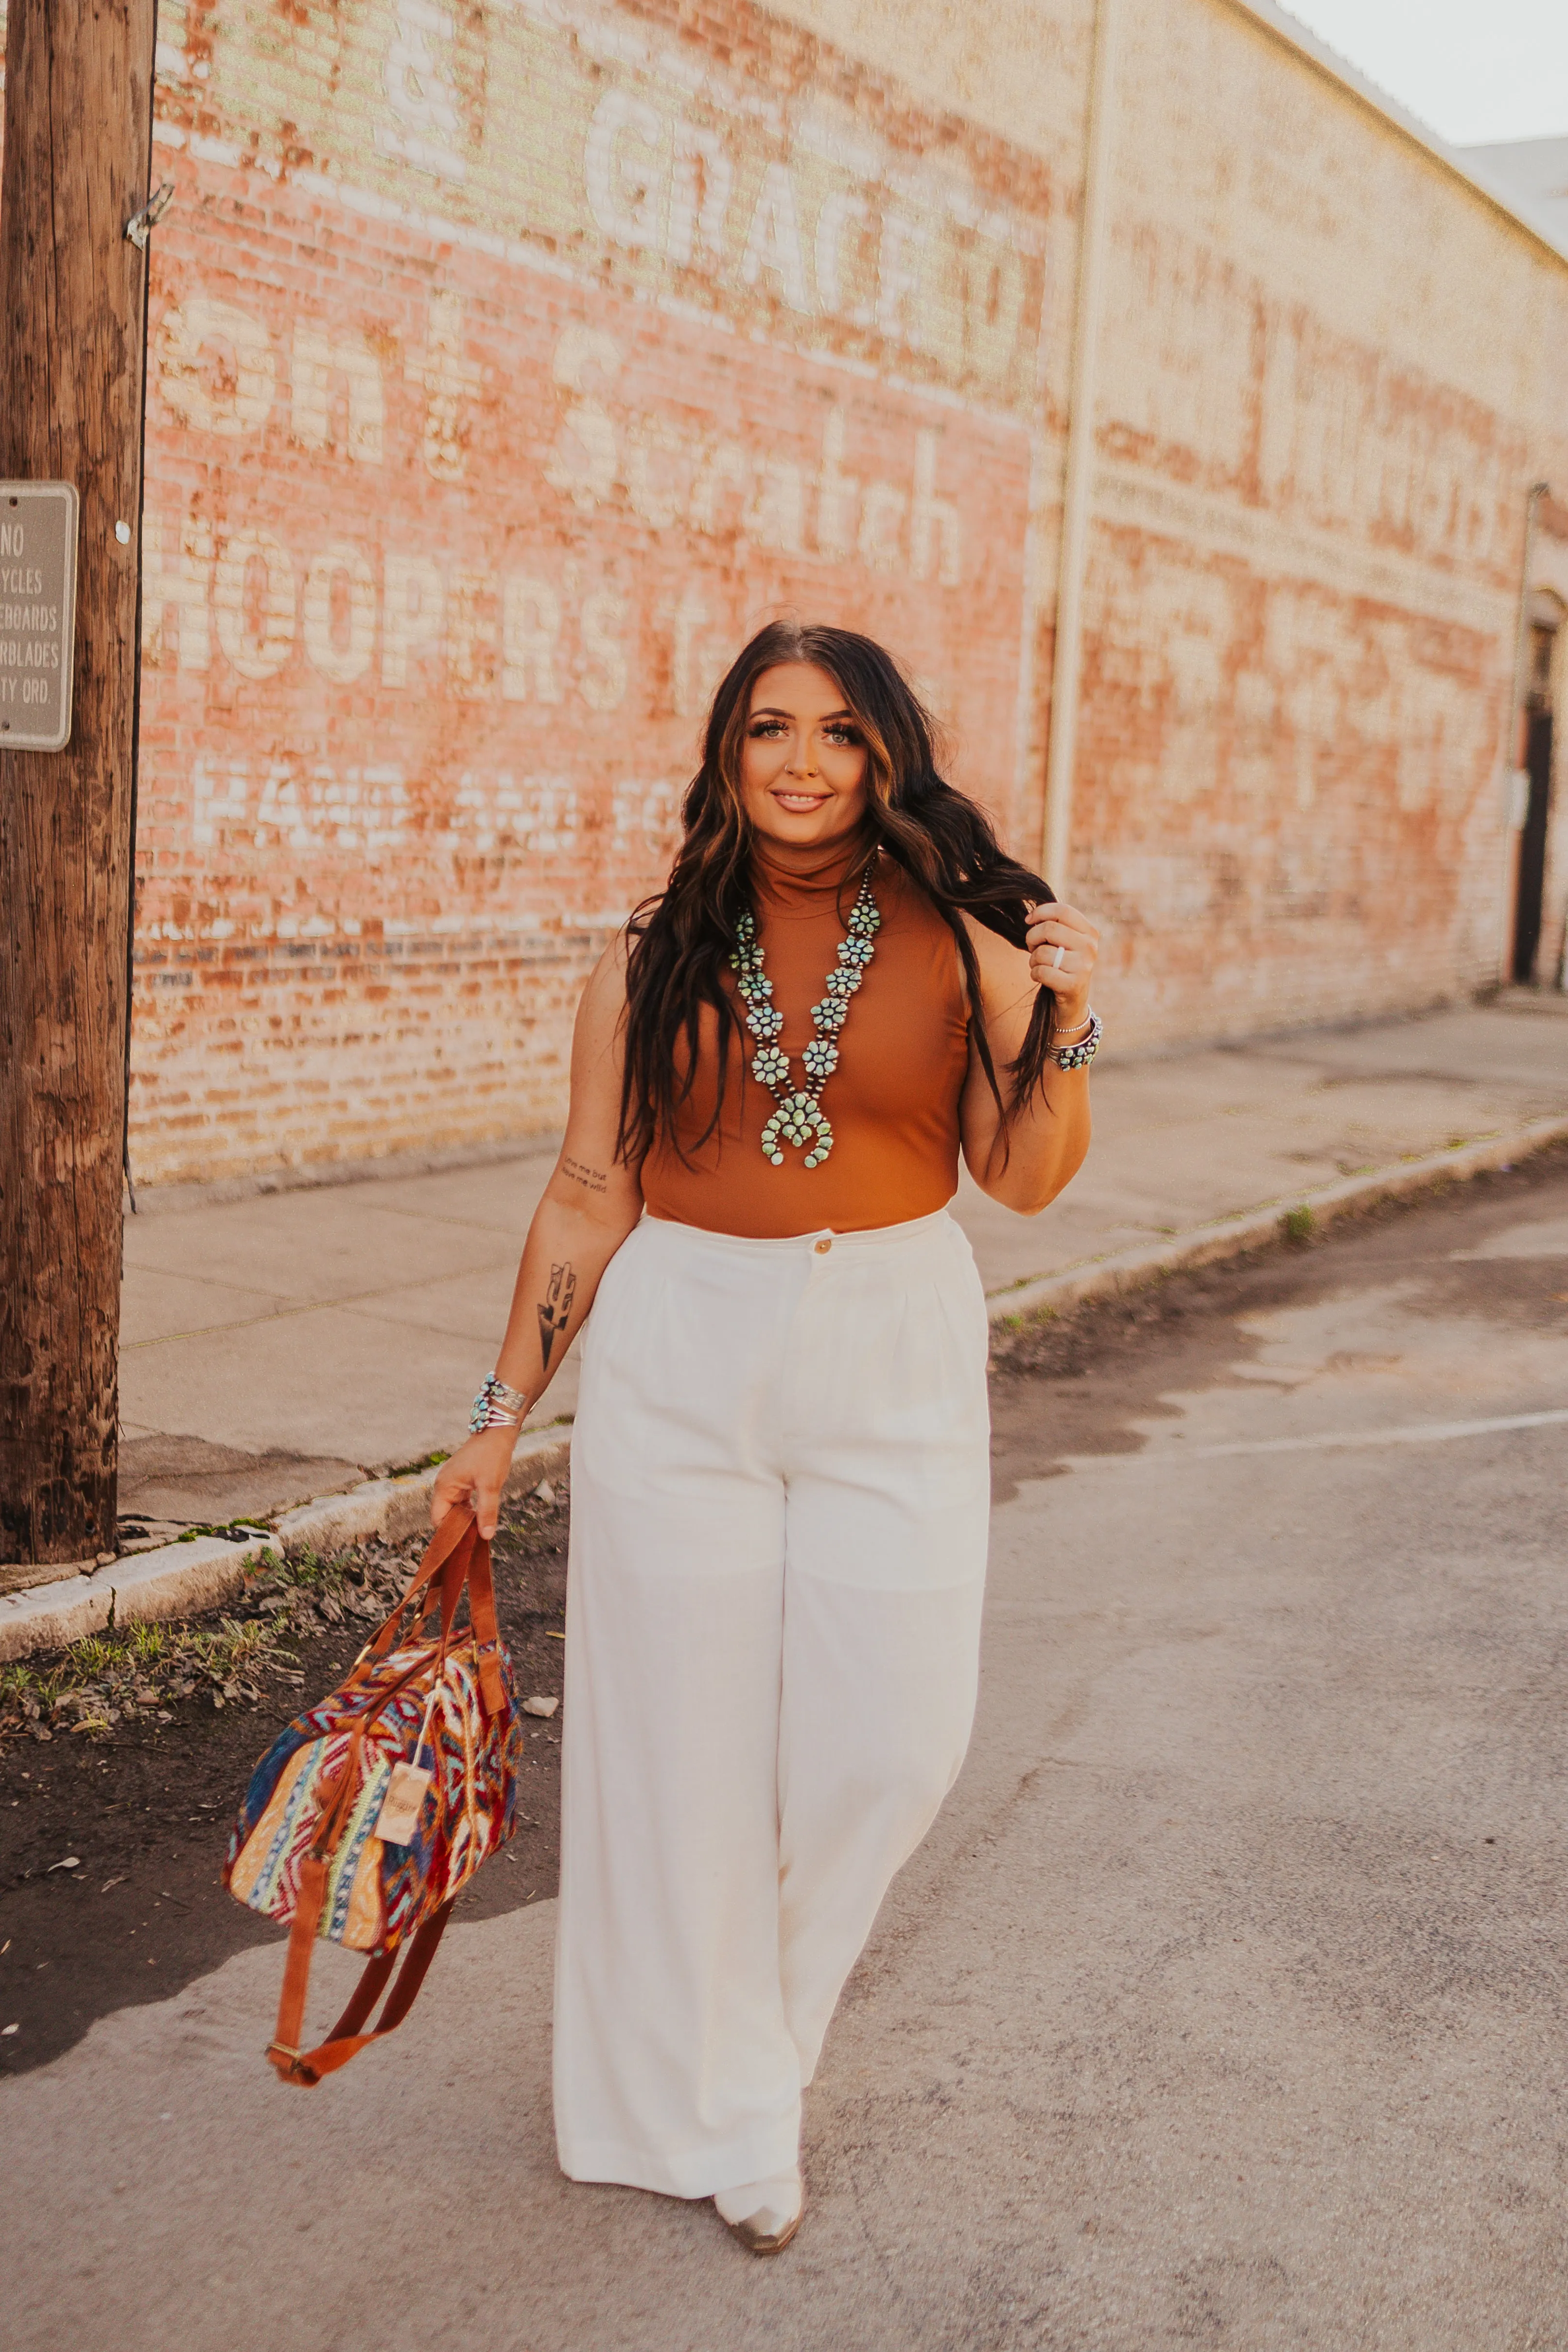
[741,162,811,314]
[382,555,445,686]
[910,431,960,587]
[815,191,869,320]
[379,0,467,181]
[580,590,630,713]
[213,532,297,680]
[502,578,564,704]
[408,291,481,484]
[292,324,385,465]
[158,298,277,436]
[668,122,733,266]
[303,544,376,683]
[141,511,214,672]
[543,326,622,513]
[585,88,665,250]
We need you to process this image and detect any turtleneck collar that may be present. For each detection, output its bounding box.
[751,824,877,919]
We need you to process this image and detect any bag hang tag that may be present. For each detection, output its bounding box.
[375,1760,433,1847]
[375,1680,441,1847]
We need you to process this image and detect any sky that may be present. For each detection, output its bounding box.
[1280,0,1568,147]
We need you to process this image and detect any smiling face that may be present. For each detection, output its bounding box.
[738,662,871,852]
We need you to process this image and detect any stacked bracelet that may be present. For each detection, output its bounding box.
[470,1372,530,1434]
[1047,1010,1102,1071]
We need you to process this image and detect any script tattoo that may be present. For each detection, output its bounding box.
[539,1261,576,1371]
[562,1155,609,1195]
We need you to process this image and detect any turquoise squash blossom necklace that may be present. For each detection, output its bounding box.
[730,860,881,1167]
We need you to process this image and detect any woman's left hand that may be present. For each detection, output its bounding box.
[1025,901,1100,1023]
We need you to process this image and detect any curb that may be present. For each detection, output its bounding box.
[984,1115,1568,1333]
[0,1428,571,1665]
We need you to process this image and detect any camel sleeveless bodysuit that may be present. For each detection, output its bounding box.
[640,833,971,1237]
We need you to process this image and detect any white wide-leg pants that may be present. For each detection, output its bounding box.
[553,1206,992,2199]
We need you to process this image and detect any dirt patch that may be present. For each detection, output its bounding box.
[0,1482,569,2078]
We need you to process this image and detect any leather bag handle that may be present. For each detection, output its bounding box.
[422,1516,504,1713]
[362,1509,504,1708]
[366,1505,477,1661]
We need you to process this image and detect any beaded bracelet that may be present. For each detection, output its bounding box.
[470,1372,530,1434]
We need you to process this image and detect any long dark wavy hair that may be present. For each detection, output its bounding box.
[618,620,1059,1166]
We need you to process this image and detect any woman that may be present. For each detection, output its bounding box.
[433,620,1099,2252]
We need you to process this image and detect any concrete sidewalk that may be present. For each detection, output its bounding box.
[114,993,1568,1534]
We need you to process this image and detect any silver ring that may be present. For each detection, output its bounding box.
[1052,944,1065,971]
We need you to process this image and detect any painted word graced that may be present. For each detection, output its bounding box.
[172,0,1047,410]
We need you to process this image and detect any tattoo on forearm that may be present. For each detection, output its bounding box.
[562,1155,608,1195]
[538,1261,576,1370]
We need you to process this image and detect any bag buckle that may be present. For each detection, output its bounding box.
[267,2039,319,2086]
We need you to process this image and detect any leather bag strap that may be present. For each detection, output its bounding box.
[266,1852,456,2087]
[465,1530,506,1713]
[362,1510,503,1711]
[420,1512,504,1715]
[435,1521,475,1644]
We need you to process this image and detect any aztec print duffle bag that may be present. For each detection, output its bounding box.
[225,1504,523,2085]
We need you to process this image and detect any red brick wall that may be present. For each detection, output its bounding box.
[129,0,1053,1182]
[10,0,1560,1184]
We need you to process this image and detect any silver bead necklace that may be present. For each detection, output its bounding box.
[730,863,881,1167]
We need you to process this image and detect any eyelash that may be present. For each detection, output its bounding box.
[749,721,861,745]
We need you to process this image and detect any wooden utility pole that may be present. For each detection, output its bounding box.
[0,0,158,1573]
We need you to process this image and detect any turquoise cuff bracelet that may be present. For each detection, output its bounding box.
[1048,1010,1101,1071]
[470,1373,529,1434]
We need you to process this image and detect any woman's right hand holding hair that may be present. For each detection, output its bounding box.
[1023,900,1100,1033]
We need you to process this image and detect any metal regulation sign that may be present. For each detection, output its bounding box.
[0,481,79,752]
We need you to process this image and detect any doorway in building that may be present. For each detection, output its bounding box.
[1514,611,1556,983]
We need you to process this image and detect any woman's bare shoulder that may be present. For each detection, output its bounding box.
[589,922,635,993]
[572,924,634,1053]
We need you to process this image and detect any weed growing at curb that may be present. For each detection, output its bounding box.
[0,1616,286,1742]
[386,1449,452,1477]
[1281,1206,1316,1244]
[172,1520,274,1545]
[0,1540,420,1746]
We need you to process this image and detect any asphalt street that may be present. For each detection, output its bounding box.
[5,1154,1568,2351]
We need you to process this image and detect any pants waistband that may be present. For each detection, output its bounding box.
[637,1205,958,1262]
